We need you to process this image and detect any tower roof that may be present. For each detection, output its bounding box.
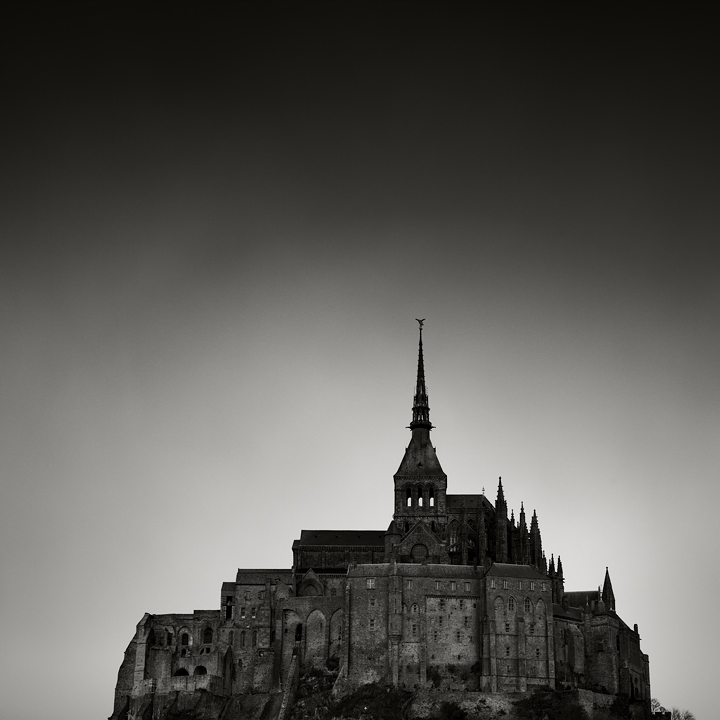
[396,321,444,476]
[409,320,432,431]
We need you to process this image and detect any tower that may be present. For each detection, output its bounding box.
[393,321,447,542]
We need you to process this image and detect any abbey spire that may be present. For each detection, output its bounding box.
[409,319,431,430]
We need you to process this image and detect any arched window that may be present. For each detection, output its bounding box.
[203,627,213,644]
[429,488,435,507]
[524,598,532,613]
[240,631,246,648]
[181,633,190,646]
[508,596,515,612]
[252,630,257,647]
[535,648,540,659]
[174,668,189,676]
[194,665,207,675]
[418,488,424,507]
[411,603,419,614]
[406,488,412,507]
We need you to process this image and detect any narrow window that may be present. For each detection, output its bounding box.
[251,607,256,619]
[535,648,540,659]
[366,578,375,589]
[518,581,522,591]
[456,631,461,642]
[503,580,509,590]
[181,633,189,647]
[433,631,438,642]
[406,579,413,589]
[240,631,246,647]
[524,598,532,613]
[439,617,443,628]
[167,631,173,645]
[411,603,419,614]
[530,581,536,591]
[431,521,436,532]
[439,599,445,610]
[405,522,409,532]
[429,488,435,507]
[252,631,257,647]
[225,604,233,620]
[412,623,417,636]
[451,581,456,591]
[418,491,424,508]
[541,583,546,592]
[203,627,213,644]
[464,581,470,592]
[435,580,441,590]
[330,587,336,596]
[369,618,375,631]
[505,622,510,632]
[464,616,469,627]
[240,607,246,619]
[490,579,496,589]
[506,646,510,657]
[508,596,515,612]
[370,596,376,607]
[406,488,412,507]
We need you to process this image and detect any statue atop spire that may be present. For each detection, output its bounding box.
[409,319,432,430]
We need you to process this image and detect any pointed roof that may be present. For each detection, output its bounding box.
[396,321,444,476]
[409,320,431,430]
[602,566,616,611]
[495,477,506,509]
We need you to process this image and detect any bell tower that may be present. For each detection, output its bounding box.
[393,321,447,538]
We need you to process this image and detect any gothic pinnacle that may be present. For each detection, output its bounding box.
[409,319,432,430]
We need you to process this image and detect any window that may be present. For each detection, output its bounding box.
[240,607,246,619]
[439,617,443,628]
[541,583,546,592]
[535,648,540,659]
[252,631,257,647]
[240,631,246,648]
[406,488,412,507]
[464,581,470,592]
[506,646,510,657]
[369,618,376,631]
[524,598,532,613]
[181,633,189,647]
[366,578,375,589]
[530,623,535,634]
[456,631,461,642]
[418,492,424,507]
[370,596,376,607]
[435,580,441,590]
[503,580,509,589]
[412,623,417,636]
[439,599,445,610]
[508,596,515,612]
[330,587,337,596]
[411,603,419,614]
[203,627,213,644]
[490,579,496,589]
[251,607,257,619]
[429,489,435,507]
[518,581,522,591]
[464,616,469,627]
[451,581,456,591]
[505,622,510,632]
[225,604,233,620]
[406,579,413,589]
[167,631,173,645]
[433,631,438,642]
[530,582,536,591]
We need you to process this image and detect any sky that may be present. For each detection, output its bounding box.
[0,3,718,719]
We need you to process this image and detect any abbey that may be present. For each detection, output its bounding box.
[110,326,650,719]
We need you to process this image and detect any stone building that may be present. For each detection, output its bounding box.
[110,325,651,719]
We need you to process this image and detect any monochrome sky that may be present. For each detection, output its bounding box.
[1,4,717,719]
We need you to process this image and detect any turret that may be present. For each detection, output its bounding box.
[495,478,508,562]
[602,566,616,612]
[530,509,543,570]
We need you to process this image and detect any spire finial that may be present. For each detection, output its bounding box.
[409,320,431,430]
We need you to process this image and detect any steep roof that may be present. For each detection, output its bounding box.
[395,431,445,475]
[446,494,495,512]
[293,530,385,548]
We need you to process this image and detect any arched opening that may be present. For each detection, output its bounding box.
[181,633,190,647]
[203,627,213,644]
[194,665,207,675]
[429,488,435,507]
[295,624,303,641]
[240,630,246,647]
[174,668,189,676]
[508,596,516,612]
[406,488,412,507]
[418,487,424,508]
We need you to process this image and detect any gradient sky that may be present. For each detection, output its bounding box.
[1,4,717,719]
